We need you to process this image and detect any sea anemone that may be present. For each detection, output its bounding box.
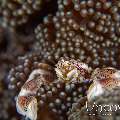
[0,0,58,28]
[0,82,21,120]
[0,0,41,27]
[71,87,120,120]
[35,0,120,68]
[0,0,43,27]
[0,25,34,86]
[36,76,90,120]
[91,87,120,120]
[68,97,97,120]
[0,25,34,120]
[36,58,91,120]
[4,0,120,120]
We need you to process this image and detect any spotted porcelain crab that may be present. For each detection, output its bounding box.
[16,58,91,120]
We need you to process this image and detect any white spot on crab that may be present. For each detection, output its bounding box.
[80,63,89,71]
[19,89,32,96]
[113,71,120,80]
[67,68,78,80]
[55,68,64,80]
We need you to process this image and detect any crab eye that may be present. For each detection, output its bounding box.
[24,107,27,112]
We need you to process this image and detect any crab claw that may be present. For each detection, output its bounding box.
[87,83,104,101]
[16,96,37,120]
[91,67,117,81]
[87,67,120,101]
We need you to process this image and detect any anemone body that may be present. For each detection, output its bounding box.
[35,0,120,68]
